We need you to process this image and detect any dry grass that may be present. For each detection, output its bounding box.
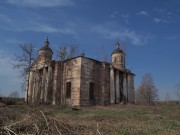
[0,104,179,135]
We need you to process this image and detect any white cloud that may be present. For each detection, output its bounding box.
[110,11,118,18]
[0,13,12,23]
[7,0,74,7]
[121,14,129,18]
[3,38,20,45]
[24,22,60,33]
[110,14,116,18]
[0,14,76,34]
[0,50,4,55]
[91,23,152,45]
[166,35,180,40]
[121,14,129,24]
[23,22,76,34]
[0,13,17,31]
[136,11,149,16]
[153,17,170,24]
[153,18,161,23]
[152,8,175,24]
[162,20,170,23]
[167,12,173,15]
[153,8,166,13]
[0,12,75,34]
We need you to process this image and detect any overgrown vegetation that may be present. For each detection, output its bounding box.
[0,103,179,135]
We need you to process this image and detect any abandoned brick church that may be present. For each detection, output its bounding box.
[26,39,135,106]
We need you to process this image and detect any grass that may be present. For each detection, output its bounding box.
[0,103,179,134]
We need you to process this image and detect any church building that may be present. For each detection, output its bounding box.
[26,39,135,106]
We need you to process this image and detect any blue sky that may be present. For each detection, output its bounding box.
[0,0,180,100]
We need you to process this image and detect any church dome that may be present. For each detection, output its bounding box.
[112,41,124,55]
[39,38,53,53]
[112,48,123,54]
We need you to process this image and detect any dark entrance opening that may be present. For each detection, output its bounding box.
[66,82,71,98]
[89,82,95,104]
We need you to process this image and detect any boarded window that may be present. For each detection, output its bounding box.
[89,82,95,100]
[66,82,71,98]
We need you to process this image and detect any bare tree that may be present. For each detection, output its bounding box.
[101,44,110,62]
[9,90,20,98]
[136,73,158,105]
[136,85,145,104]
[13,43,36,77]
[56,42,79,61]
[175,83,180,101]
[95,44,110,62]
[13,43,36,104]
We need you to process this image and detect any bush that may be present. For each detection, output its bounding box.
[4,100,16,105]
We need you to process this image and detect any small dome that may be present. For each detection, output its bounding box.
[112,41,124,55]
[39,38,53,53]
[112,48,123,54]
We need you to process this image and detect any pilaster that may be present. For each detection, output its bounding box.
[115,70,120,103]
[110,66,115,103]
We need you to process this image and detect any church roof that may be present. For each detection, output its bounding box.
[39,38,53,53]
[112,48,124,54]
[112,41,124,55]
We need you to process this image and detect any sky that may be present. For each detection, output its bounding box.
[0,0,180,100]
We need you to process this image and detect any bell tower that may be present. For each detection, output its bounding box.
[111,41,125,70]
